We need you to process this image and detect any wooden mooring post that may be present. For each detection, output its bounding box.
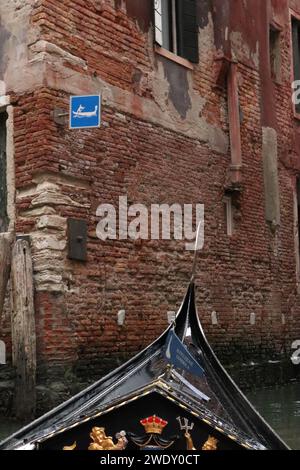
[0,232,13,317]
[11,239,36,421]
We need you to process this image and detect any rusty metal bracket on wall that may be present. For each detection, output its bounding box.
[53,108,69,126]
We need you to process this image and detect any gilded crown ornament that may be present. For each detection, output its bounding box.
[140,415,168,435]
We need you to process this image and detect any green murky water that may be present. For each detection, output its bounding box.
[0,383,299,449]
[247,383,300,450]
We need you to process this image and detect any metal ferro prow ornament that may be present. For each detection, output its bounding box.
[177,417,196,450]
[177,416,194,433]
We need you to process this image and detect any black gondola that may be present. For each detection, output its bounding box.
[0,283,289,450]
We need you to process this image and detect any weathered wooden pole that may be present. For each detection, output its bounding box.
[0,232,13,317]
[11,239,36,421]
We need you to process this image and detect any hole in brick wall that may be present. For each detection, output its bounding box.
[223,188,242,236]
[211,311,218,325]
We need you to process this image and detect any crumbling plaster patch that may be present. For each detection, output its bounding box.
[0,0,42,93]
[149,11,228,152]
[29,40,88,70]
[262,127,281,228]
[17,178,91,293]
[0,0,228,155]
[42,58,228,154]
[0,96,15,233]
[230,31,259,68]
[6,105,15,232]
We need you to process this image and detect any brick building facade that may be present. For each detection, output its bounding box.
[1,0,300,415]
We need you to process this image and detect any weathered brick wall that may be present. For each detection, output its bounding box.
[1,0,300,412]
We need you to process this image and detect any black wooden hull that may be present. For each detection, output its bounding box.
[0,284,289,451]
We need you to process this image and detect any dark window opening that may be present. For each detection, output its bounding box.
[292,17,300,114]
[154,0,199,63]
[269,26,281,82]
[0,112,8,233]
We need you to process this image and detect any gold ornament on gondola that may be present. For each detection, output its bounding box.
[131,415,174,450]
[177,416,196,450]
[177,416,218,451]
[202,436,218,451]
[63,442,77,450]
[88,427,128,450]
[140,415,168,435]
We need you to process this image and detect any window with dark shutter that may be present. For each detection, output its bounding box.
[292,17,300,114]
[177,0,199,63]
[153,0,199,64]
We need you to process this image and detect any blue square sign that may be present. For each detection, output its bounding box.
[70,95,101,129]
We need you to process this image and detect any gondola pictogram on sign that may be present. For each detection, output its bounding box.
[70,95,101,129]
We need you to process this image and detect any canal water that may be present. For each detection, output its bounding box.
[0,383,299,449]
[247,382,300,450]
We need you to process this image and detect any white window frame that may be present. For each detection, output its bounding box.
[154,0,178,54]
[154,0,163,47]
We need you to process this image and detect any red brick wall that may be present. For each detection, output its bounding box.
[2,0,300,386]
